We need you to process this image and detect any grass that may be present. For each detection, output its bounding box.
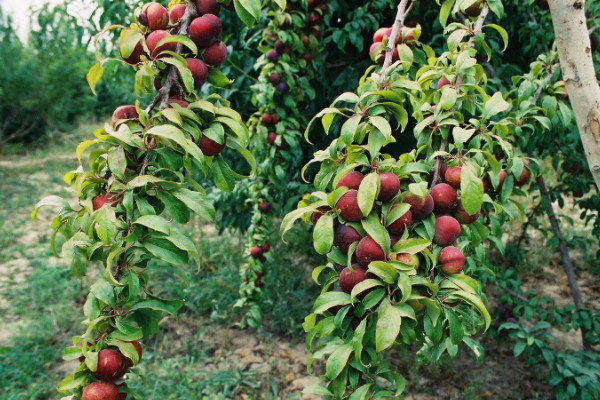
[0,125,597,400]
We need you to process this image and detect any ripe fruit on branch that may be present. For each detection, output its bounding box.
[199,135,226,156]
[190,15,221,48]
[271,113,279,124]
[377,172,400,202]
[95,349,123,381]
[334,224,362,254]
[437,77,451,89]
[311,205,330,224]
[274,40,286,54]
[268,73,281,85]
[444,165,461,188]
[514,160,531,187]
[139,2,168,31]
[250,246,263,258]
[203,42,227,66]
[434,215,461,246]
[439,246,465,274]
[276,82,289,94]
[93,193,117,211]
[355,237,385,267]
[267,132,277,146]
[120,41,146,65]
[266,50,279,63]
[82,381,120,400]
[453,201,480,224]
[336,189,364,222]
[404,192,434,219]
[337,171,364,190]
[259,202,271,213]
[261,113,273,125]
[262,242,270,252]
[186,58,208,89]
[431,183,457,213]
[168,98,190,108]
[396,253,419,269]
[484,170,507,192]
[373,27,390,43]
[339,265,367,294]
[112,105,139,127]
[464,0,483,17]
[169,4,187,24]
[387,206,412,235]
[146,30,176,58]
[197,0,221,15]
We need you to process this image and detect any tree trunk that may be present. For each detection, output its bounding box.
[548,0,600,190]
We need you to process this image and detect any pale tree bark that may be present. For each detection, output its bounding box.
[547,0,600,190]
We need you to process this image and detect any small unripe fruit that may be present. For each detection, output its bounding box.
[387,205,412,235]
[339,265,367,294]
[82,382,120,400]
[258,202,271,213]
[439,246,465,274]
[336,171,364,190]
[377,172,400,202]
[95,349,123,381]
[355,236,385,267]
[444,165,462,188]
[431,183,458,213]
[334,224,362,254]
[302,35,310,46]
[199,135,226,156]
[203,41,227,66]
[404,193,434,219]
[434,216,461,247]
[336,189,364,222]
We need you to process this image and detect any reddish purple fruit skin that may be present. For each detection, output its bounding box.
[169,4,187,24]
[444,166,462,188]
[199,135,226,156]
[439,246,465,274]
[431,183,458,213]
[337,171,364,190]
[203,41,227,66]
[334,224,362,254]
[355,236,385,267]
[82,382,120,400]
[434,215,461,246]
[515,160,531,187]
[339,264,367,294]
[266,50,279,63]
[250,246,263,258]
[404,193,434,219]
[311,206,330,224]
[189,16,218,48]
[197,0,221,15]
[335,189,364,222]
[120,41,146,64]
[259,202,271,213]
[377,172,400,202]
[95,349,123,381]
[112,105,138,127]
[387,206,412,235]
[453,201,480,224]
[146,30,176,58]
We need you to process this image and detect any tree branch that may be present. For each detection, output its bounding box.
[547,0,600,190]
[380,0,413,79]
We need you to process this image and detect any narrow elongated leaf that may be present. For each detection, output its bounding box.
[133,215,171,234]
[357,172,379,216]
[376,299,402,352]
[326,344,353,380]
[313,213,334,254]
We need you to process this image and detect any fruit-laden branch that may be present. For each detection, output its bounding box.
[547,0,600,190]
[380,0,414,75]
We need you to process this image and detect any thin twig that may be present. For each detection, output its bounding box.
[515,200,543,250]
[380,0,413,80]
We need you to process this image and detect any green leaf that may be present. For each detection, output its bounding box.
[207,66,231,87]
[376,299,402,352]
[326,344,353,380]
[143,237,189,265]
[392,238,431,254]
[484,23,508,50]
[313,291,352,314]
[133,215,171,234]
[439,0,454,27]
[313,213,334,255]
[357,172,379,217]
[368,261,398,284]
[95,206,117,245]
[369,116,392,138]
[119,28,143,59]
[156,190,190,224]
[445,308,464,345]
[90,278,115,307]
[129,299,183,316]
[172,188,216,221]
[460,164,483,216]
[211,156,235,192]
[439,87,457,110]
[340,115,361,145]
[57,372,87,393]
[482,92,509,119]
[126,175,165,189]
[452,127,476,145]
[107,146,127,179]
[31,195,71,220]
[361,213,390,252]
[234,0,261,26]
[348,384,372,400]
[86,62,104,95]
[303,385,334,397]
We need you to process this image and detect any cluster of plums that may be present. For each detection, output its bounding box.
[369,22,418,64]
[249,241,270,287]
[259,111,287,149]
[81,341,142,400]
[311,159,532,302]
